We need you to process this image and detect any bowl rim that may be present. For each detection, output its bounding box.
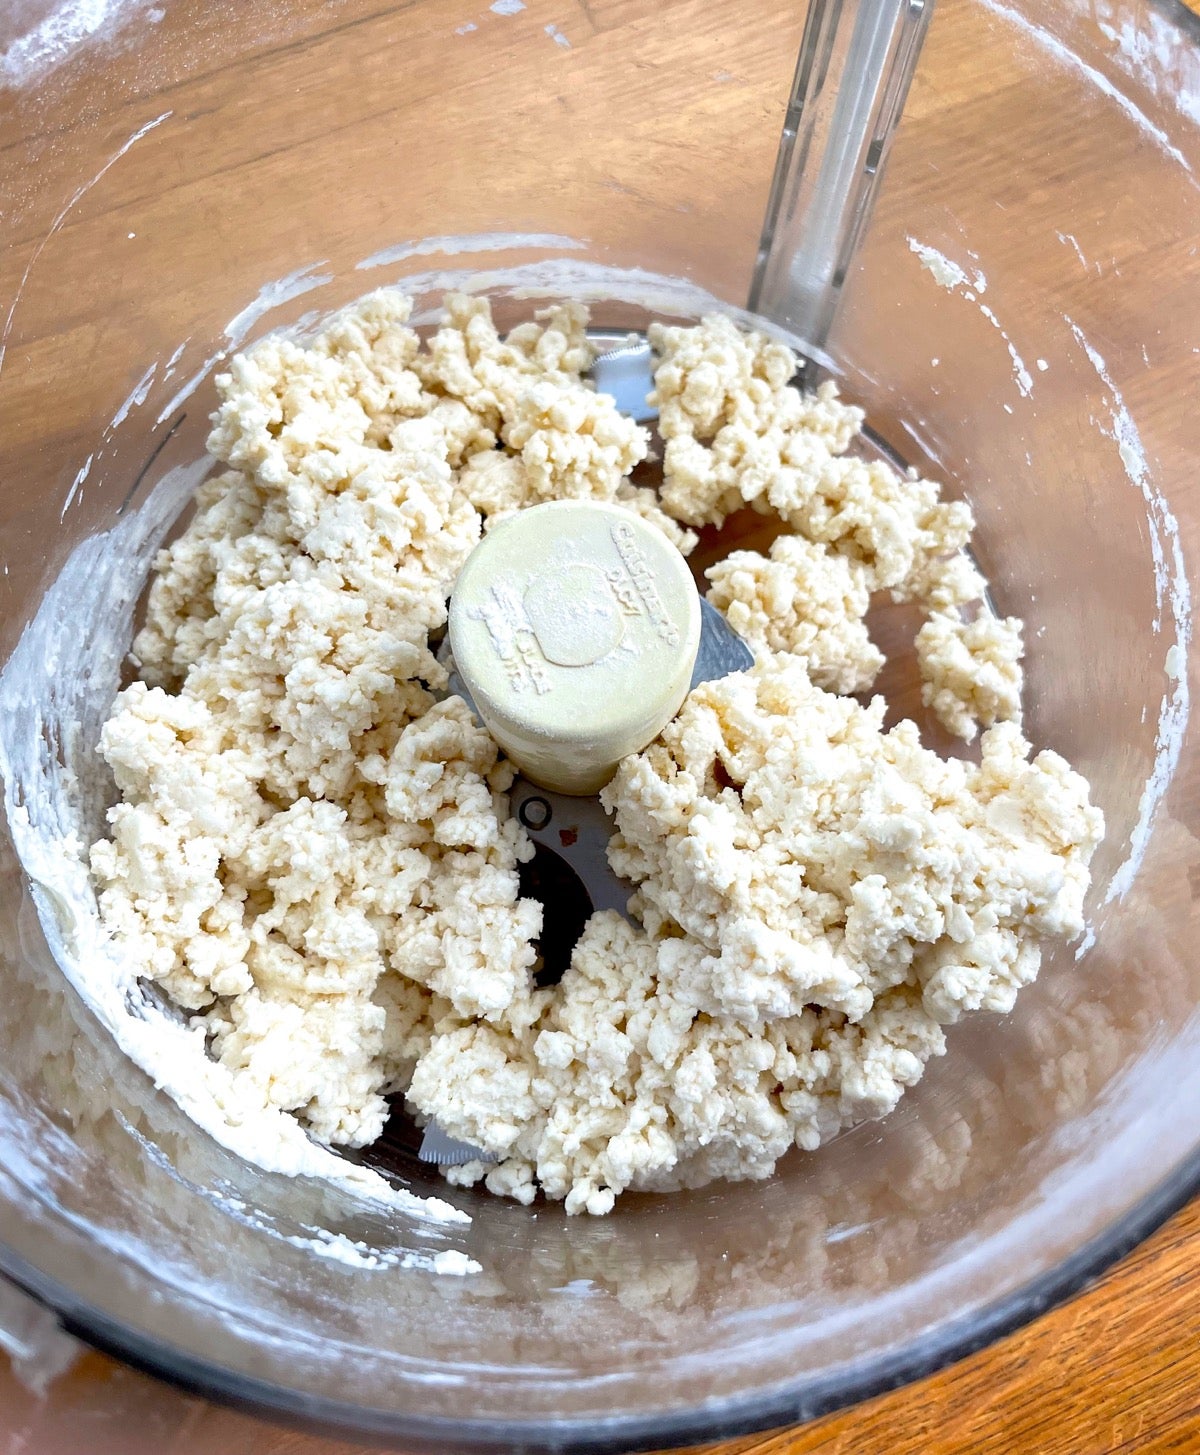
[1,1151,1196,1452]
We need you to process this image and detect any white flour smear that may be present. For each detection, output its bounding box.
[906,238,1033,398]
[1087,0,1200,129]
[0,0,155,87]
[974,0,1194,176]
[1065,320,1192,908]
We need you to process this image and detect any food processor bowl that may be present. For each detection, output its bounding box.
[0,0,1197,1447]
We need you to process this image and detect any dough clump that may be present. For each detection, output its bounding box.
[425,660,1101,1213]
[652,313,1022,730]
[90,292,1102,1214]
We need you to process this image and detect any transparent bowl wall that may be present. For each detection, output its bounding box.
[0,0,1197,1448]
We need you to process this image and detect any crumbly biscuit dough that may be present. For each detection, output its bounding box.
[90,292,1101,1213]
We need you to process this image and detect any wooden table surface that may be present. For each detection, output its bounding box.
[1,0,1198,1451]
[2,1193,1197,1453]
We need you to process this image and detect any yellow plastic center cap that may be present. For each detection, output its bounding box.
[448,500,702,795]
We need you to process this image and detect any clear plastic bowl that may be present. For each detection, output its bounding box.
[0,0,1197,1447]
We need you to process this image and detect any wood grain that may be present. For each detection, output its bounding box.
[0,0,1198,1452]
[702,1198,1200,1455]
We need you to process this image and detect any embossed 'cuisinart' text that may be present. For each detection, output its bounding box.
[609,522,680,646]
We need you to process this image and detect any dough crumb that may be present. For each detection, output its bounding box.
[704,533,883,694]
[916,612,1025,742]
[651,310,863,531]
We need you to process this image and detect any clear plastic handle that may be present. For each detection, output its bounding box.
[750,0,935,356]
